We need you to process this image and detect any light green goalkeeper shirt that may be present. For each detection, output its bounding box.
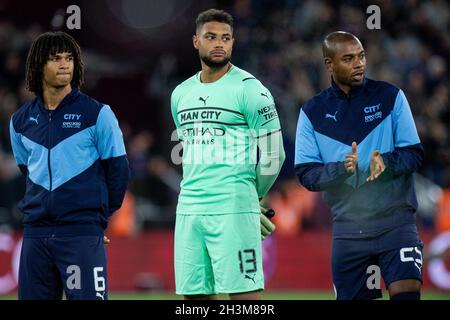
[171,65,283,214]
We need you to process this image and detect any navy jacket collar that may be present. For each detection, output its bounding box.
[330,77,368,99]
[36,88,80,112]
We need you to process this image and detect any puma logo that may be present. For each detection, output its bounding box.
[29,114,39,125]
[245,273,256,284]
[198,96,209,106]
[325,111,338,122]
[96,291,106,300]
[260,92,270,99]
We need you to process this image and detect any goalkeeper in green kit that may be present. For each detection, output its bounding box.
[171,9,285,300]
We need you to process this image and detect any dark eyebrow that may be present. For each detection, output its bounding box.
[204,32,232,37]
[342,50,365,58]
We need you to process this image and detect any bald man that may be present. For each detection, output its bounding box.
[294,31,424,300]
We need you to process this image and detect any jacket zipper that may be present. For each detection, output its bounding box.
[48,111,53,191]
[351,95,361,232]
[347,95,360,189]
[47,111,53,221]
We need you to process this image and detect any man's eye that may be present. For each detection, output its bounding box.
[206,35,214,40]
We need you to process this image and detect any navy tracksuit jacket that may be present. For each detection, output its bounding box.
[295,78,423,238]
[9,89,130,237]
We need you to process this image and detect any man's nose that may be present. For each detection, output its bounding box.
[214,38,225,47]
[60,59,69,68]
[354,56,364,68]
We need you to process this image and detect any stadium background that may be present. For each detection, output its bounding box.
[0,0,449,299]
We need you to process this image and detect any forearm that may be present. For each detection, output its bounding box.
[101,155,130,216]
[255,132,286,199]
[381,144,423,176]
[295,161,351,192]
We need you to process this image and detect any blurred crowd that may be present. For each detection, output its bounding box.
[229,0,450,184]
[0,0,448,234]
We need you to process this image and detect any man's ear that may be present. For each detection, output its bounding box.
[324,57,333,73]
[193,35,199,50]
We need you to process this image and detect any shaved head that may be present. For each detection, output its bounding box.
[322,31,362,58]
[322,31,366,94]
